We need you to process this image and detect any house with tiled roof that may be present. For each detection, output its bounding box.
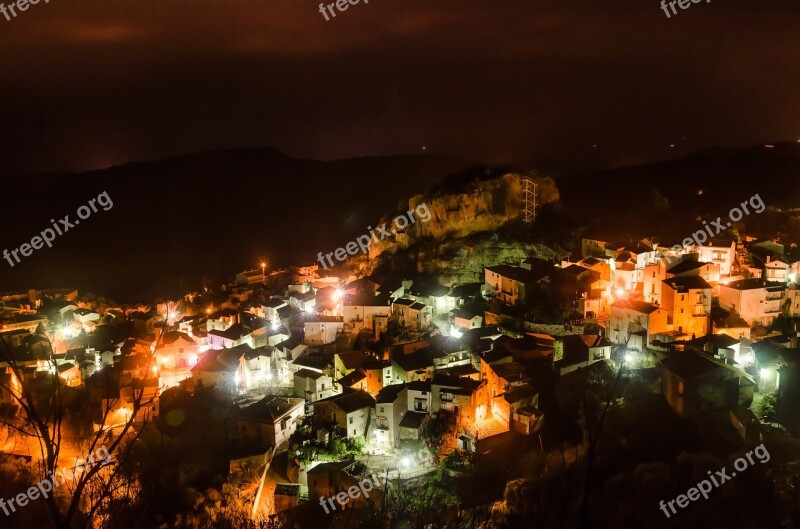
[485,264,551,307]
[608,299,669,349]
[343,293,392,338]
[303,315,344,346]
[237,395,305,448]
[313,388,376,439]
[392,298,432,331]
[294,368,336,402]
[191,349,244,393]
[661,351,754,417]
[337,368,368,392]
[719,279,786,327]
[430,373,483,429]
[374,383,408,449]
[306,460,384,511]
[554,334,613,375]
[694,238,736,276]
[666,258,720,283]
[661,276,712,339]
[208,323,254,349]
[451,307,483,330]
[389,347,440,384]
[334,350,373,379]
[236,269,265,286]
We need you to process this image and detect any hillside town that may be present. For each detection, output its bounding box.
[3,224,800,527]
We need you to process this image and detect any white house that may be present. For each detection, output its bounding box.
[374,383,409,450]
[261,298,289,322]
[244,346,274,386]
[764,257,790,283]
[406,380,432,414]
[236,269,265,285]
[718,279,786,327]
[294,368,337,402]
[207,324,254,349]
[696,239,736,276]
[289,290,316,313]
[72,308,101,325]
[313,388,376,439]
[343,294,392,338]
[608,299,669,349]
[392,299,432,331]
[303,316,344,345]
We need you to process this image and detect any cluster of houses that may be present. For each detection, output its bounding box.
[2,232,799,514]
[482,235,800,431]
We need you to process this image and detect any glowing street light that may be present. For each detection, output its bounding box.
[333,288,344,301]
[616,288,626,298]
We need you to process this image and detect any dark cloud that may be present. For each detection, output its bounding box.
[1,0,799,173]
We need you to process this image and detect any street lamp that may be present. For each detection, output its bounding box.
[624,353,634,364]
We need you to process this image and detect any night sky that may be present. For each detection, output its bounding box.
[1,0,799,175]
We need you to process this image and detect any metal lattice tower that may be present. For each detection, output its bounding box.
[521,177,538,223]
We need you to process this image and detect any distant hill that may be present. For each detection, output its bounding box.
[1,142,798,302]
[554,141,800,243]
[0,148,472,301]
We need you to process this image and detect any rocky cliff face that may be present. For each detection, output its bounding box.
[406,172,559,242]
[352,172,561,279]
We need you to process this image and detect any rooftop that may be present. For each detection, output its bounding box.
[611,299,661,314]
[315,388,375,413]
[723,279,786,291]
[486,264,551,284]
[376,383,407,404]
[661,351,745,380]
[238,396,305,423]
[663,276,712,291]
